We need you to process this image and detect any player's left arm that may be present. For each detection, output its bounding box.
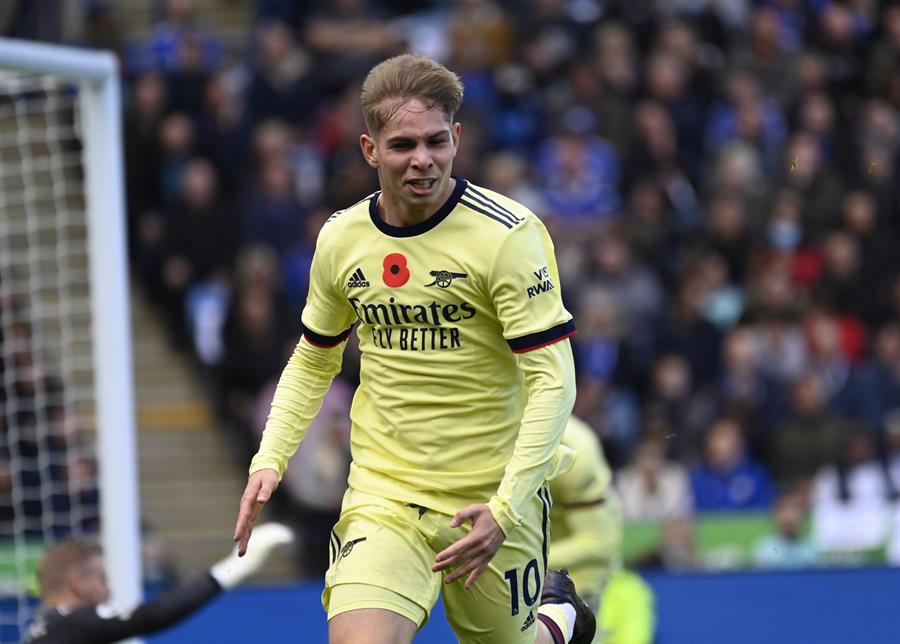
[489,340,576,535]
[434,216,576,587]
[487,216,577,536]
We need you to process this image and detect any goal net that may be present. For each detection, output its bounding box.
[0,40,140,642]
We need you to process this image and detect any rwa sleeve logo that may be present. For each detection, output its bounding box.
[526,266,555,299]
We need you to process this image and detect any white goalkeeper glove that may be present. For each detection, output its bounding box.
[210,522,294,590]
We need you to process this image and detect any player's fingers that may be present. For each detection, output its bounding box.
[444,558,480,585]
[434,543,460,564]
[233,504,252,545]
[434,532,477,566]
[239,478,262,512]
[256,478,275,504]
[432,549,465,571]
[237,502,265,556]
[234,520,251,556]
[464,560,489,589]
[433,543,476,571]
[449,504,481,528]
[235,504,258,555]
[234,479,263,550]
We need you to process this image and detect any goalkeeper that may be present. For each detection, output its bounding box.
[24,522,293,644]
[549,417,655,644]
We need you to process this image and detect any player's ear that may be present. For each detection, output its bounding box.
[360,133,378,168]
[452,122,461,149]
[67,567,86,598]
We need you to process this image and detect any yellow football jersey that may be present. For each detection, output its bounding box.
[270,178,575,528]
[549,416,620,605]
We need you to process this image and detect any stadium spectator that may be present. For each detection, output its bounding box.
[219,287,289,419]
[848,323,900,433]
[130,0,223,74]
[811,430,896,561]
[753,492,819,569]
[124,71,167,230]
[195,71,253,194]
[643,352,716,457]
[716,325,786,444]
[571,287,640,463]
[617,437,693,522]
[633,515,699,572]
[839,190,899,323]
[238,156,307,257]
[730,6,797,109]
[812,231,877,324]
[246,20,320,126]
[536,128,621,222]
[161,157,237,344]
[690,417,775,511]
[590,232,664,362]
[770,374,849,495]
[752,306,808,388]
[303,0,405,94]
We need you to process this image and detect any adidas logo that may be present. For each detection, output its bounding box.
[348,268,370,288]
[521,610,535,632]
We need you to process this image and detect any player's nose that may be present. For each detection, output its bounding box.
[410,143,433,168]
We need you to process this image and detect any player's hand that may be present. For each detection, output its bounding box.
[233,468,279,556]
[433,504,506,589]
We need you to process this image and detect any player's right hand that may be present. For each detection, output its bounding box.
[233,468,279,557]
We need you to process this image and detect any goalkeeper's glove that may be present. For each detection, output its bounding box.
[210,522,294,590]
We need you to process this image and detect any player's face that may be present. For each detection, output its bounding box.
[75,555,111,605]
[361,98,460,219]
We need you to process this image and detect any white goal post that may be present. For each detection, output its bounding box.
[0,36,141,629]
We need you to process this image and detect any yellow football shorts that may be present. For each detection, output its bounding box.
[322,485,553,643]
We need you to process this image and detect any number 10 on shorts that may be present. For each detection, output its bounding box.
[504,559,541,616]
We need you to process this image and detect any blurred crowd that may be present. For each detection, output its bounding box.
[9,0,900,571]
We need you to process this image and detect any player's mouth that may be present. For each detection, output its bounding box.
[405,177,437,196]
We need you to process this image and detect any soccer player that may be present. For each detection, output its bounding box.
[233,54,595,644]
[25,523,293,644]
[549,416,655,644]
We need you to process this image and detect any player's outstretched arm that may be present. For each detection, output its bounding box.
[233,468,280,556]
[31,524,294,644]
[131,523,293,631]
[238,335,347,555]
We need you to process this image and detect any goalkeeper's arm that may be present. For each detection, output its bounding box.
[26,524,293,644]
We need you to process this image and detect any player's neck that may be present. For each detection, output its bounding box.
[377,178,456,227]
[43,593,78,612]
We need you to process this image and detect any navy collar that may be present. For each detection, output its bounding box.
[369,178,467,238]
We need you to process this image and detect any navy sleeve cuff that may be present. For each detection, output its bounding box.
[300,322,353,348]
[506,319,576,354]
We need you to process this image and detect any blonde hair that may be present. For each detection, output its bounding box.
[37,539,102,596]
[360,54,464,134]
